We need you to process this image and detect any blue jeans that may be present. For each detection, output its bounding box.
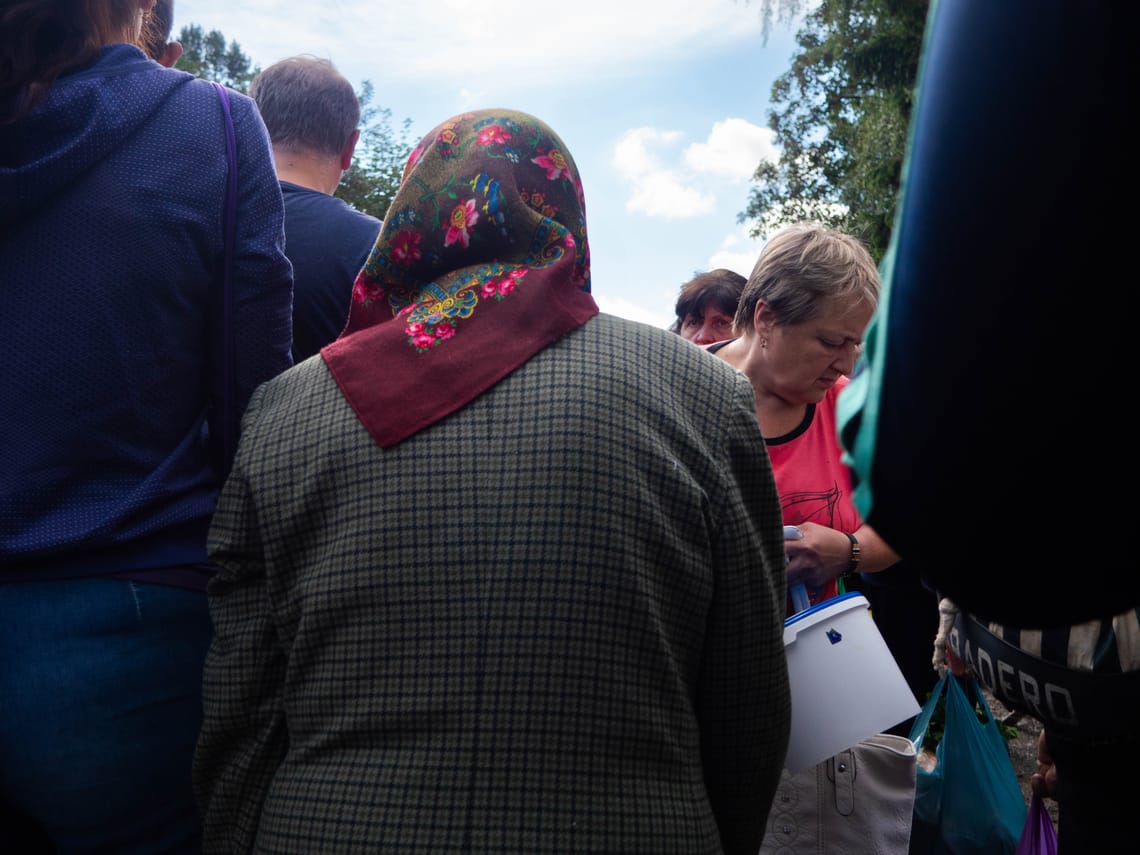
[0,578,211,854]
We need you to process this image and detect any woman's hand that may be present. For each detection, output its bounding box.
[783,521,851,587]
[783,521,901,587]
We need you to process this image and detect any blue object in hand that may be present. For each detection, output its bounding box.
[784,526,809,612]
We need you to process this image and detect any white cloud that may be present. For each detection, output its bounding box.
[613,127,715,218]
[626,171,717,218]
[707,226,768,278]
[595,294,674,331]
[612,128,680,178]
[177,0,766,94]
[685,118,778,181]
[613,118,780,220]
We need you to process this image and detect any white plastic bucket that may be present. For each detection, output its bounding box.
[781,592,920,771]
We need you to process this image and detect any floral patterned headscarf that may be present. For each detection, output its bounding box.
[321,108,598,448]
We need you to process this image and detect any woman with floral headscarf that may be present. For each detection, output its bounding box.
[194,108,791,854]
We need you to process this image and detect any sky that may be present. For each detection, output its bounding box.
[174,0,806,330]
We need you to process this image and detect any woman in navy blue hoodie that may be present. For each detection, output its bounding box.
[0,1,293,850]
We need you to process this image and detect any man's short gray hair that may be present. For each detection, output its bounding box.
[250,55,361,159]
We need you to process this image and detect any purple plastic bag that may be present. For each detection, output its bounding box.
[1014,792,1058,855]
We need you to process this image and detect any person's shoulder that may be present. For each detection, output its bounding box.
[171,79,263,129]
[584,312,685,348]
[159,72,226,103]
[702,338,733,354]
[587,312,718,349]
[280,181,327,202]
[151,75,260,133]
[250,353,338,414]
[331,194,382,228]
[190,79,254,104]
[85,45,197,106]
[583,314,748,382]
[282,183,380,225]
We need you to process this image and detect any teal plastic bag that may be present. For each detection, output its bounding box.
[909,672,1027,854]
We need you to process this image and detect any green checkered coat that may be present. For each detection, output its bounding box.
[194,313,790,854]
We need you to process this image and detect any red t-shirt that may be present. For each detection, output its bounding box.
[765,378,861,611]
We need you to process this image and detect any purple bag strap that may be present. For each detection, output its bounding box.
[211,82,238,478]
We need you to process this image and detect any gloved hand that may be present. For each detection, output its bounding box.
[932,597,960,676]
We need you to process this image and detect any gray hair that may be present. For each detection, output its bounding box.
[250,55,360,159]
[734,221,879,335]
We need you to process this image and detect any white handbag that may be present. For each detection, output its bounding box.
[759,733,917,855]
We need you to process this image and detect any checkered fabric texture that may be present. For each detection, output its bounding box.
[195,313,791,854]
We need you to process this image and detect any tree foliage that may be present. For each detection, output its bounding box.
[337,80,414,220]
[174,25,411,221]
[741,0,930,261]
[175,24,257,91]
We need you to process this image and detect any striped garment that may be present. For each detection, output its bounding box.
[950,606,1139,743]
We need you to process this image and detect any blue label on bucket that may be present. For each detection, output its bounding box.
[826,628,842,644]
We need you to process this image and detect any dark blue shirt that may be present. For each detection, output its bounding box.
[280,182,381,363]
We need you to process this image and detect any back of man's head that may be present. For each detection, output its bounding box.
[142,0,182,67]
[250,56,361,159]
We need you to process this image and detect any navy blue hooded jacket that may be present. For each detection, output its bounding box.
[0,44,293,584]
